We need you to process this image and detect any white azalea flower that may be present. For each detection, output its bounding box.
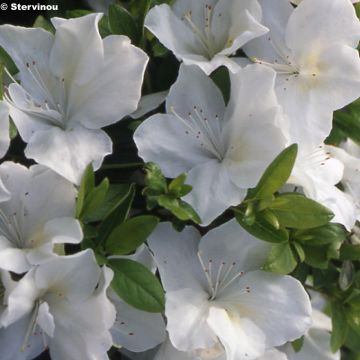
[148,219,312,360]
[110,245,166,352]
[0,13,148,184]
[0,161,82,273]
[288,144,358,230]
[134,64,286,225]
[0,250,116,360]
[144,0,268,75]
[243,0,360,151]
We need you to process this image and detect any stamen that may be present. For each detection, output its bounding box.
[197,251,215,296]
[21,301,40,352]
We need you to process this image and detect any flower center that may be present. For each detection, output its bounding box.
[181,4,217,58]
[197,251,250,300]
[4,62,67,129]
[0,207,24,249]
[170,105,225,161]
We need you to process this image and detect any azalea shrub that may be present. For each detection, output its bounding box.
[0,0,360,359]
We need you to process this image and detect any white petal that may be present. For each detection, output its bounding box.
[284,327,340,360]
[306,44,360,111]
[40,217,82,245]
[0,24,54,91]
[37,301,55,337]
[110,290,166,351]
[154,338,196,360]
[198,218,271,273]
[243,0,293,64]
[207,306,266,360]
[286,0,360,51]
[257,348,288,360]
[145,4,201,60]
[215,0,268,56]
[218,271,312,348]
[25,125,112,185]
[183,160,246,226]
[1,269,39,327]
[166,288,217,352]
[34,250,101,303]
[0,314,44,360]
[0,237,30,273]
[166,65,226,142]
[48,266,115,360]
[0,101,10,158]
[134,113,213,178]
[275,74,333,149]
[50,14,104,86]
[69,35,148,129]
[147,222,206,292]
[130,91,168,120]
[223,65,286,188]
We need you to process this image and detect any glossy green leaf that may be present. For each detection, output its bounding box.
[294,223,347,246]
[105,215,159,255]
[83,184,133,223]
[331,302,349,352]
[268,194,334,229]
[76,164,95,218]
[234,208,289,244]
[96,184,136,245]
[82,178,109,220]
[263,242,298,274]
[109,4,139,44]
[341,244,360,261]
[109,258,165,313]
[250,144,298,200]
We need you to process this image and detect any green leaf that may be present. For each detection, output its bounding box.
[105,215,159,255]
[9,119,17,140]
[234,208,289,244]
[33,15,55,33]
[109,4,139,44]
[292,242,305,263]
[341,244,360,261]
[263,242,298,274]
[268,194,334,229]
[82,178,109,220]
[168,173,186,195]
[334,111,360,146]
[96,184,136,245]
[331,302,349,352]
[83,184,133,223]
[109,258,165,313]
[250,144,298,200]
[294,223,347,246]
[292,336,304,353]
[0,47,18,75]
[302,245,331,269]
[144,162,167,193]
[76,164,95,218]
[210,66,230,104]
[157,195,201,224]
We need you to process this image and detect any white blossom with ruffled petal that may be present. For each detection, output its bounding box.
[148,219,312,360]
[0,14,148,184]
[145,0,268,75]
